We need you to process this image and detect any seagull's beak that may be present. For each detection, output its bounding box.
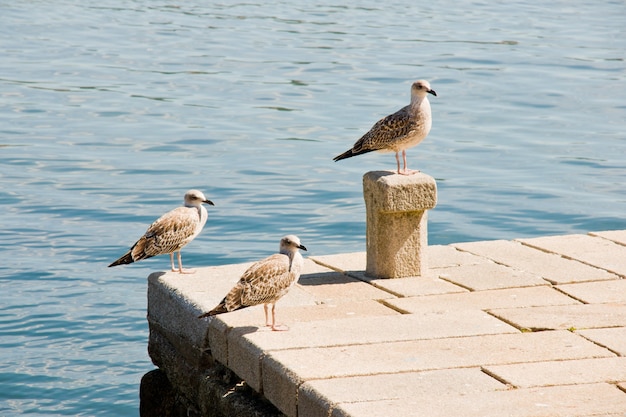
[428,89,437,97]
[299,244,308,251]
[204,199,215,206]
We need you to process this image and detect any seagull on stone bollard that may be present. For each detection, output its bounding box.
[198,235,306,331]
[109,189,214,274]
[333,80,436,175]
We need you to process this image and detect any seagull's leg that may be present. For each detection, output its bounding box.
[177,251,196,274]
[264,304,271,327]
[170,253,176,272]
[270,303,289,331]
[400,150,419,175]
[395,151,401,174]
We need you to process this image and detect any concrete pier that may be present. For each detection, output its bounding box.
[363,171,437,278]
[144,230,626,417]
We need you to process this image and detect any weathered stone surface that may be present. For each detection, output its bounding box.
[578,327,626,356]
[518,233,626,276]
[557,279,626,304]
[590,229,626,245]
[358,275,467,297]
[489,304,626,331]
[387,286,579,314]
[331,384,626,417]
[363,170,437,278]
[145,230,626,417]
[437,261,548,291]
[484,357,626,388]
[260,331,611,415]
[298,368,504,417]
[454,239,618,284]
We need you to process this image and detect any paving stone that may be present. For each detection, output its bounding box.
[454,239,618,284]
[204,280,320,366]
[557,279,626,304]
[387,286,580,314]
[226,310,516,393]
[578,327,626,356]
[310,245,486,273]
[489,304,626,331]
[428,244,487,268]
[297,271,395,302]
[356,275,468,297]
[309,252,366,273]
[298,368,505,417]
[147,229,626,417]
[261,331,611,415]
[331,383,626,417]
[436,261,548,291]
[484,357,625,388]
[590,229,626,246]
[518,234,626,277]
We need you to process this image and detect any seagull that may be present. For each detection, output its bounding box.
[333,80,437,175]
[108,189,214,274]
[198,235,307,331]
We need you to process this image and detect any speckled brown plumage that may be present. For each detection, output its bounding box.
[334,80,436,175]
[199,235,306,331]
[109,189,214,273]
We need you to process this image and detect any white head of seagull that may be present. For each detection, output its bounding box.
[184,189,212,207]
[410,80,437,105]
[279,234,307,269]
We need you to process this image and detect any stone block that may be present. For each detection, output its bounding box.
[362,170,437,278]
[437,261,548,291]
[454,239,618,284]
[578,327,626,356]
[387,286,579,314]
[484,357,626,388]
[489,304,626,331]
[297,271,395,302]
[360,275,468,297]
[332,383,626,417]
[518,233,626,276]
[264,331,610,382]
[299,368,504,417]
[557,279,626,304]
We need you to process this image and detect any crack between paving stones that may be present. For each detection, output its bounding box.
[484,310,552,333]
[575,331,624,357]
[516,241,625,278]
[479,367,517,389]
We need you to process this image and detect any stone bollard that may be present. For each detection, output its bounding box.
[363,171,437,278]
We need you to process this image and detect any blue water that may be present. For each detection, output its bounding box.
[1,1,625,415]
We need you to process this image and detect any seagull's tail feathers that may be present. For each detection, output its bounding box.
[108,251,134,267]
[333,147,374,162]
[198,298,229,318]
